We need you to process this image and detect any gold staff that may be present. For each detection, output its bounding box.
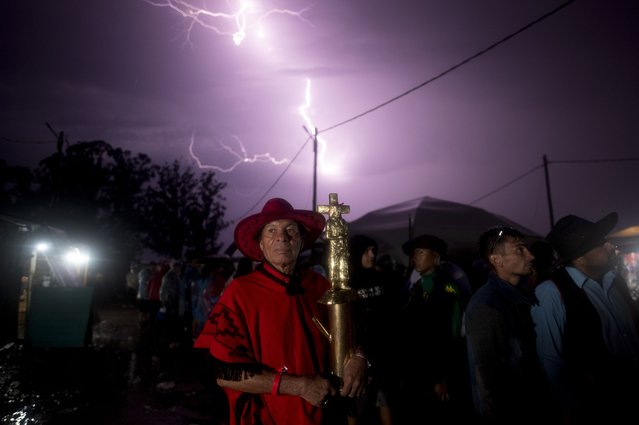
[314,193,359,379]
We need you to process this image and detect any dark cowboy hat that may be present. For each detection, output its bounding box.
[234,198,326,262]
[546,212,618,262]
[402,234,448,257]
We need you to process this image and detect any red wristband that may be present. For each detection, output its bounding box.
[271,366,287,396]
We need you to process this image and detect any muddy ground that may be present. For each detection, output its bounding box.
[0,297,229,425]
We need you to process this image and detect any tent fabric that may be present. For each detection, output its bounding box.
[346,196,540,266]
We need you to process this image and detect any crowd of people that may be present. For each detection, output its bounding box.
[125,254,245,390]
[126,197,639,425]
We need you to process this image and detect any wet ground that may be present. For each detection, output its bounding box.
[0,298,229,425]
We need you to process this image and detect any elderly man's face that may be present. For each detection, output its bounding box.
[259,219,303,273]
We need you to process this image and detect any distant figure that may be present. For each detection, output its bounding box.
[147,262,168,323]
[137,261,155,319]
[532,213,639,423]
[159,261,183,338]
[191,264,212,339]
[191,258,235,339]
[135,261,157,386]
[157,261,185,386]
[125,262,139,305]
[233,256,254,278]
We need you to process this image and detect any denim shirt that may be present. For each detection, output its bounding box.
[531,267,639,400]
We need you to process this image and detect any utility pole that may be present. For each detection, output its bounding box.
[312,127,318,212]
[302,125,320,211]
[543,154,555,228]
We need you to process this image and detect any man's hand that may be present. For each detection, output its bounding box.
[298,375,337,407]
[340,353,369,398]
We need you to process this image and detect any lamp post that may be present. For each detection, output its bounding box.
[312,127,318,211]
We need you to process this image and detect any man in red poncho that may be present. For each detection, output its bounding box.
[195,198,369,425]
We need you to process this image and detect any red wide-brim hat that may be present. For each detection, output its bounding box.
[234,198,326,262]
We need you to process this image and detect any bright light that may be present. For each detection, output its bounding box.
[298,78,341,176]
[188,133,288,172]
[64,248,90,266]
[35,242,49,252]
[143,0,312,47]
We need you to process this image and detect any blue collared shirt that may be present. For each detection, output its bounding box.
[531,267,639,397]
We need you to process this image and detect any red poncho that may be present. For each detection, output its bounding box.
[195,263,331,425]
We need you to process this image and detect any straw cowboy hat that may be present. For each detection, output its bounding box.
[234,198,326,262]
[546,212,618,262]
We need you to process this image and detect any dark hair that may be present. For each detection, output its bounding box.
[478,226,525,261]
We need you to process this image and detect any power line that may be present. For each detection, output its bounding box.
[1,137,54,144]
[550,157,639,164]
[318,0,577,134]
[469,164,543,205]
[468,156,639,205]
[235,0,579,219]
[233,135,313,221]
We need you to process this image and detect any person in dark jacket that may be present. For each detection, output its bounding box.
[395,234,464,423]
[347,234,401,425]
[465,226,549,424]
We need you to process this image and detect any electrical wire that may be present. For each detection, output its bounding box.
[319,0,577,135]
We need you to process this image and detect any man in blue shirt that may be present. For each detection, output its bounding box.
[531,212,639,423]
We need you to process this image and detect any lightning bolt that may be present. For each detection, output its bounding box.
[298,78,338,175]
[188,133,289,172]
[144,0,313,46]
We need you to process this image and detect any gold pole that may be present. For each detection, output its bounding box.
[316,193,358,379]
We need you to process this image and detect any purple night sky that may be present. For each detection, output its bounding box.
[2,0,639,249]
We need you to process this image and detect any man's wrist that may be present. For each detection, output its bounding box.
[352,350,371,368]
[271,366,287,395]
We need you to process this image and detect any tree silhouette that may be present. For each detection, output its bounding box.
[0,159,35,219]
[139,160,228,259]
[32,141,149,246]
[1,140,229,287]
[1,137,230,302]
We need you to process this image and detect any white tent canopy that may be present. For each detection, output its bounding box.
[347,196,540,266]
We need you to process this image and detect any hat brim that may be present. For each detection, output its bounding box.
[401,240,415,256]
[402,235,447,257]
[556,212,618,261]
[234,209,326,262]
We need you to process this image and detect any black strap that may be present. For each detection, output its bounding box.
[257,263,305,295]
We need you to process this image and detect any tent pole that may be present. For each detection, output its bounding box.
[543,154,555,229]
[313,127,318,212]
[408,215,413,240]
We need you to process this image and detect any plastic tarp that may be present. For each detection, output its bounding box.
[26,286,93,347]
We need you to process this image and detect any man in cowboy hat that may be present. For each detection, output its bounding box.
[194,198,369,425]
[531,212,639,423]
[394,234,466,423]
